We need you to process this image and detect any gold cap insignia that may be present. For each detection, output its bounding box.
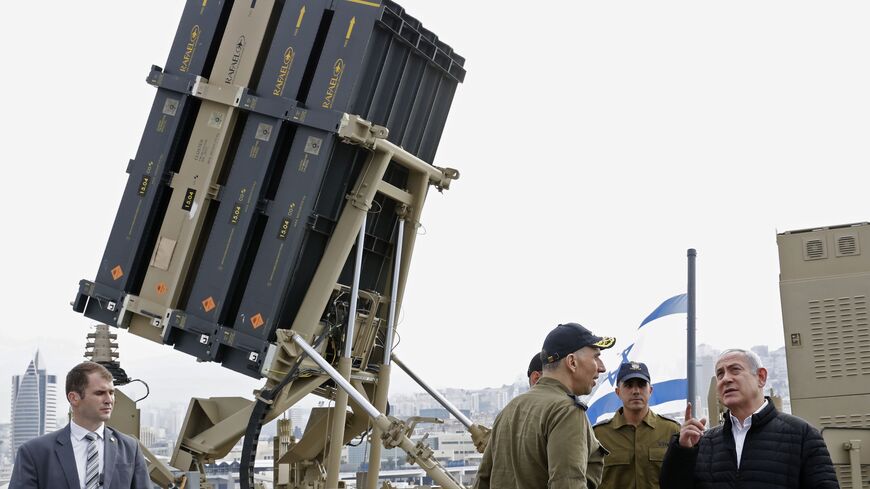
[593,337,616,349]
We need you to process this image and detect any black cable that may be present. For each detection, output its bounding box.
[239,323,339,489]
[126,379,150,403]
[348,428,370,447]
[99,362,131,386]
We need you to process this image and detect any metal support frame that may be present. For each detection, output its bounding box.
[392,355,491,453]
[281,145,393,344]
[337,114,459,190]
[392,355,472,428]
[346,218,366,360]
[384,219,404,368]
[844,439,864,489]
[292,333,463,489]
[325,219,367,488]
[365,218,404,489]
[169,375,327,474]
[151,114,459,487]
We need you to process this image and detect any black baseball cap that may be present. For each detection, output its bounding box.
[527,353,543,377]
[542,323,616,364]
[616,361,651,384]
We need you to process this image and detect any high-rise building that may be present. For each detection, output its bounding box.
[10,351,57,462]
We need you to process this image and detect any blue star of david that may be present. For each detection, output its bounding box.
[606,343,635,385]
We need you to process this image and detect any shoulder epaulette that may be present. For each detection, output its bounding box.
[568,394,588,411]
[656,413,681,427]
[593,417,613,428]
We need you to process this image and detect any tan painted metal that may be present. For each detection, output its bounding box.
[139,442,180,488]
[291,332,464,489]
[108,389,141,452]
[336,115,459,190]
[365,362,391,489]
[846,440,864,489]
[778,222,870,487]
[822,429,869,489]
[706,376,722,427]
[170,374,327,472]
[376,416,462,489]
[326,356,353,488]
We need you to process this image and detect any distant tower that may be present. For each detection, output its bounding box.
[10,351,57,462]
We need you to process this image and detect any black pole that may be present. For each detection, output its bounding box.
[687,248,697,410]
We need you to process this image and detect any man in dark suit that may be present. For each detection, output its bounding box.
[10,361,151,489]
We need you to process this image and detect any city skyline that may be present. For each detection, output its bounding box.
[1,343,792,483]
[0,338,789,425]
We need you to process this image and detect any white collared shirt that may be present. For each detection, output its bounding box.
[729,399,768,468]
[70,420,105,489]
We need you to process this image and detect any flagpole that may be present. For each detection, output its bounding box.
[687,248,697,410]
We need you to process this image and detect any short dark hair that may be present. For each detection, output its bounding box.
[528,353,544,378]
[66,362,113,397]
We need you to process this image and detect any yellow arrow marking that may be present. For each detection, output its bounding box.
[344,17,356,46]
[297,6,306,29]
[201,0,208,14]
[346,0,380,7]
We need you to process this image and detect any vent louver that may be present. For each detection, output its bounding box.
[804,238,826,260]
[807,296,870,380]
[834,464,870,489]
[818,412,870,428]
[836,234,859,257]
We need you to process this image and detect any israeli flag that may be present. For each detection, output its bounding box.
[585,294,688,423]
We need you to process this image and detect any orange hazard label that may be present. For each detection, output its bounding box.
[111,266,124,281]
[202,297,216,312]
[251,313,264,329]
[156,282,168,295]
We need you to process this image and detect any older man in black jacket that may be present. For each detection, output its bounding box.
[660,349,839,489]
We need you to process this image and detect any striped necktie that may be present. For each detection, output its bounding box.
[84,432,100,489]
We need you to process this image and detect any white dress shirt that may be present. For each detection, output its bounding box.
[729,399,768,468]
[70,420,105,489]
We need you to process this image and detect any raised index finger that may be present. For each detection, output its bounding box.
[684,402,693,421]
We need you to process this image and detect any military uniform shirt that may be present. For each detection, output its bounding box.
[473,377,607,489]
[592,407,680,489]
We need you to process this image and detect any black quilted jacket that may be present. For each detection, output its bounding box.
[659,399,839,488]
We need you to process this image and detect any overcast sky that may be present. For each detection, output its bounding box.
[2,1,870,423]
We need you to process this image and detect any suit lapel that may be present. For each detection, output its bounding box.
[103,427,118,489]
[55,424,81,489]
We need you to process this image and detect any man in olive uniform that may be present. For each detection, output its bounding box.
[592,361,680,489]
[473,323,615,489]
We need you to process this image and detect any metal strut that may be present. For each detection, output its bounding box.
[239,324,338,489]
[292,333,465,489]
